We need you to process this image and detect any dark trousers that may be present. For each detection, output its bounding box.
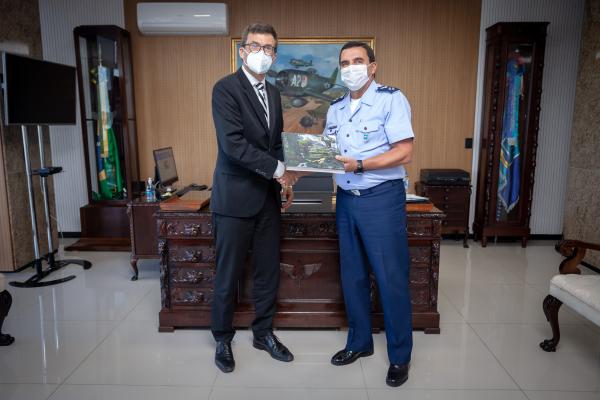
[211,183,281,342]
[336,180,413,365]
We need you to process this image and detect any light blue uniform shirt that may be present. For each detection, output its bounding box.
[323,80,415,190]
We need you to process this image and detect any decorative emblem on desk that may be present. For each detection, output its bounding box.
[280,262,322,287]
[284,221,337,237]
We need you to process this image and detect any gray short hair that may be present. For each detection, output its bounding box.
[241,23,278,49]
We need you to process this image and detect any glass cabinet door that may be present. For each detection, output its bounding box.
[495,43,533,223]
[77,34,127,201]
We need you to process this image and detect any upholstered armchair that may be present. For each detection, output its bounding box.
[540,240,600,352]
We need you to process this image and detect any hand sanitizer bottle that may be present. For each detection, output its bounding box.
[145,177,156,202]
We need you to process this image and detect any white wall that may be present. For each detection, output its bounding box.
[470,0,585,235]
[38,0,124,232]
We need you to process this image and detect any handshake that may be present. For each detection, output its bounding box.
[275,170,307,211]
[276,170,302,188]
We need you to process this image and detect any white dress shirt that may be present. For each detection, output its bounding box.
[241,65,285,179]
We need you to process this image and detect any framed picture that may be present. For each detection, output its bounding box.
[231,37,375,134]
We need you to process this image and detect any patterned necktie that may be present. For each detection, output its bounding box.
[254,82,269,126]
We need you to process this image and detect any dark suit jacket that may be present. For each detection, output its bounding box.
[210,68,284,217]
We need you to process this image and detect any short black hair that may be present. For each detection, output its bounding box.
[241,23,278,49]
[339,41,376,64]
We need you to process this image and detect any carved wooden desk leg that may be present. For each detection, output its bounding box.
[0,290,14,346]
[540,294,562,352]
[463,227,469,248]
[130,256,139,281]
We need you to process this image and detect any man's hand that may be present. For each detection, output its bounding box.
[335,155,358,172]
[277,170,300,187]
[281,186,294,211]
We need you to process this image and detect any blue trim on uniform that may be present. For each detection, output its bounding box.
[335,179,413,365]
[376,85,400,93]
[330,93,347,105]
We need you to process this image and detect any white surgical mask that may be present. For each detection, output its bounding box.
[244,49,273,75]
[341,64,370,91]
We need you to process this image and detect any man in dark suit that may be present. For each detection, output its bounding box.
[210,23,297,373]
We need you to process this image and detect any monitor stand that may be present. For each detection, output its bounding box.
[10,126,91,288]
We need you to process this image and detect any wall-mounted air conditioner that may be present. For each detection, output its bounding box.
[137,3,228,36]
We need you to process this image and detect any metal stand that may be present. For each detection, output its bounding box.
[10,126,91,288]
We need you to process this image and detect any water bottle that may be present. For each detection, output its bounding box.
[145,177,156,202]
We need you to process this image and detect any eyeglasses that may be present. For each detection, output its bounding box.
[242,42,276,56]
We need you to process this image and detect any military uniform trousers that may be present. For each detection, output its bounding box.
[336,179,413,365]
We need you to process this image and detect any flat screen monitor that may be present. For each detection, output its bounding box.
[153,147,178,186]
[1,52,77,125]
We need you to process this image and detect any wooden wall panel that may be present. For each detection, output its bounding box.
[125,0,481,190]
[0,122,12,269]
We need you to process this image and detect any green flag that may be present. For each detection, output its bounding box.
[96,64,123,200]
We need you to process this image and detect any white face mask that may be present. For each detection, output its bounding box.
[341,64,370,91]
[243,49,273,75]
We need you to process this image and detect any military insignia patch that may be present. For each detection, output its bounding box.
[330,94,347,105]
[376,85,400,93]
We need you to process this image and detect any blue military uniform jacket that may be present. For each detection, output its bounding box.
[324,81,415,190]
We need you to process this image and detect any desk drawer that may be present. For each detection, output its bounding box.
[170,266,214,285]
[171,287,213,307]
[434,203,468,213]
[419,186,469,203]
[409,246,431,267]
[410,267,430,285]
[168,244,216,264]
[410,285,429,306]
[407,218,440,237]
[158,218,213,239]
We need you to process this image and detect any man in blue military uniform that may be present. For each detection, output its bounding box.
[326,41,414,387]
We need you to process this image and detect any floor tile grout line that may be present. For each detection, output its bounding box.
[41,319,122,400]
[207,370,219,399]
[522,389,534,400]
[438,285,592,327]
[42,276,157,399]
[437,290,467,323]
[118,283,157,322]
[358,357,370,396]
[466,321,525,393]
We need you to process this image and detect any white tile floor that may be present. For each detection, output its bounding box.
[1,240,598,400]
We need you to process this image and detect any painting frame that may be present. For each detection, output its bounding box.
[231,37,375,133]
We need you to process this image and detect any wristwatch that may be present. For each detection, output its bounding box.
[354,160,364,174]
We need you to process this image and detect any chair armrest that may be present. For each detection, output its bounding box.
[555,240,600,275]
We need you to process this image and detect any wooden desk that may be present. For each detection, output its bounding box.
[127,198,160,281]
[156,197,444,334]
[127,191,210,280]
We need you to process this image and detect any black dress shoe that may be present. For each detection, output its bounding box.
[331,348,374,366]
[253,332,294,362]
[215,341,235,373]
[0,333,14,346]
[386,363,409,387]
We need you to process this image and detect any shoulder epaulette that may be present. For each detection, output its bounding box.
[330,94,347,105]
[376,85,400,94]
